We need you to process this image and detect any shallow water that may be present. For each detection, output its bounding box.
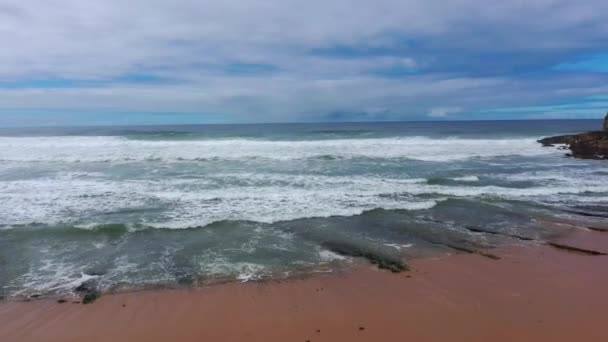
[1,120,607,297]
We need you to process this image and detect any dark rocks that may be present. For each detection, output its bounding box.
[604,112,608,131]
[562,208,608,219]
[440,242,501,260]
[321,240,408,272]
[465,225,534,241]
[82,292,100,304]
[83,269,106,277]
[75,280,101,304]
[538,131,608,160]
[464,225,607,256]
[57,299,68,304]
[74,281,94,293]
[546,242,607,256]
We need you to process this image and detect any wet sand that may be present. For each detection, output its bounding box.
[1,228,607,342]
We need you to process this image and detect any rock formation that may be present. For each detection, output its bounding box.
[539,131,608,160]
[538,113,608,160]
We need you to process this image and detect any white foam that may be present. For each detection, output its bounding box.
[92,242,106,249]
[1,168,608,228]
[235,263,267,282]
[318,249,347,261]
[1,135,606,228]
[0,136,559,162]
[451,176,479,182]
[500,171,583,183]
[384,243,414,250]
[11,256,99,296]
[0,172,442,226]
[197,255,267,282]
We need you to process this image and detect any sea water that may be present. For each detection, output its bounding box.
[1,120,606,297]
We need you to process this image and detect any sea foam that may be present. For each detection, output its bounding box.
[0,136,559,162]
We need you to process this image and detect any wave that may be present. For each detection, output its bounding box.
[2,197,605,298]
[0,198,545,236]
[2,170,607,228]
[0,135,560,162]
[450,175,480,182]
[426,175,480,185]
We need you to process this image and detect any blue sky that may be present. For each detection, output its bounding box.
[1,0,608,126]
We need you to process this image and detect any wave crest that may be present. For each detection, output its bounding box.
[0,136,558,162]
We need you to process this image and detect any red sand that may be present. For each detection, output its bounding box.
[1,229,607,342]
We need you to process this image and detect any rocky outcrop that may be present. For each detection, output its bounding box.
[74,280,101,304]
[321,240,408,272]
[604,112,608,131]
[538,131,608,160]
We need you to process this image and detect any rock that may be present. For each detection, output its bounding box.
[74,281,94,294]
[75,279,101,304]
[82,291,100,304]
[83,269,105,277]
[546,242,607,256]
[538,131,608,160]
[604,112,608,131]
[321,240,408,272]
[57,299,67,304]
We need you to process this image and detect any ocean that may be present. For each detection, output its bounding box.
[1,120,606,298]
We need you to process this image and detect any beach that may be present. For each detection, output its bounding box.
[3,0,608,339]
[2,227,607,342]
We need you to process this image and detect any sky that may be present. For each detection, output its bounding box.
[1,0,608,126]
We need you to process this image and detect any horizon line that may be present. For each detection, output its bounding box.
[0,117,603,130]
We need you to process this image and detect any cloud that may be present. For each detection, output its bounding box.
[427,107,463,118]
[0,0,608,125]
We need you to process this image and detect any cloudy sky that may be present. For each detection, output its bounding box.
[1,0,607,126]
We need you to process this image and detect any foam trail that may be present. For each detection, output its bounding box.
[451,176,479,182]
[1,172,607,228]
[0,136,559,162]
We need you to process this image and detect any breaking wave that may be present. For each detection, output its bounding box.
[0,136,559,163]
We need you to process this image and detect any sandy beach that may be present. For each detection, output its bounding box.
[1,228,607,342]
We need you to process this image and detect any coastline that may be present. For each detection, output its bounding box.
[2,228,607,342]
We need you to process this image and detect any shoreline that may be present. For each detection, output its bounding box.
[1,228,607,341]
[2,261,354,304]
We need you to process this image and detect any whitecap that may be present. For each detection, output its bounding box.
[0,136,560,163]
[451,176,480,182]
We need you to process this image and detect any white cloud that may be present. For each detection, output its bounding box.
[0,0,607,122]
[427,107,464,118]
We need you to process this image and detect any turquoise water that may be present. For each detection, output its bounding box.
[1,120,607,297]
